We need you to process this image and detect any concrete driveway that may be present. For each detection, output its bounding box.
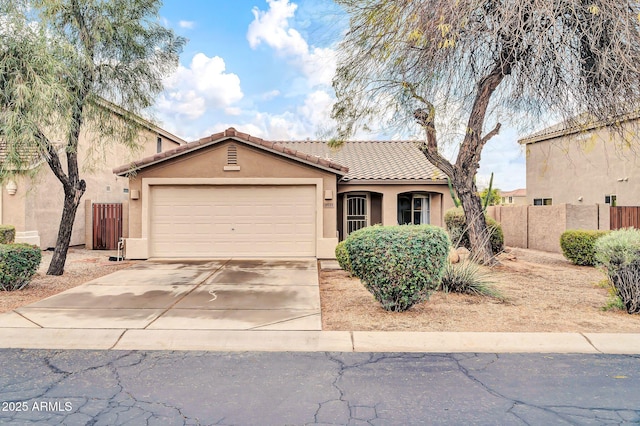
[4,259,321,331]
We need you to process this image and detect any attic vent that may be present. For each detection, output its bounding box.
[227,145,238,165]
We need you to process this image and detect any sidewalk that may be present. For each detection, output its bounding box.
[0,328,639,353]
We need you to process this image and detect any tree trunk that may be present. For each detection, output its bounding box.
[453,174,494,264]
[47,180,86,276]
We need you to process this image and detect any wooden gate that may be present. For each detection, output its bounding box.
[610,206,640,230]
[93,203,122,250]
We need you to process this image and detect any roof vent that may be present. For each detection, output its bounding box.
[224,144,241,171]
[227,145,238,165]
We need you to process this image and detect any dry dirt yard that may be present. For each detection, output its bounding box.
[320,247,640,332]
[0,247,134,314]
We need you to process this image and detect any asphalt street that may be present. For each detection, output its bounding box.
[0,350,638,425]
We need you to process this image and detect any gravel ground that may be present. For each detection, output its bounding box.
[320,247,640,332]
[0,246,136,313]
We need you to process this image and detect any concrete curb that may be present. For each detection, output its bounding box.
[0,329,639,353]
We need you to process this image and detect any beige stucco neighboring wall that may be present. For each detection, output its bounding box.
[337,183,452,229]
[488,205,528,249]
[525,123,640,207]
[487,203,608,253]
[4,125,182,249]
[125,141,340,258]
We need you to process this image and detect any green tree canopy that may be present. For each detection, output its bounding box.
[0,0,185,274]
[332,0,640,262]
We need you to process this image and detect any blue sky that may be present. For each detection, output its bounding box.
[155,0,527,191]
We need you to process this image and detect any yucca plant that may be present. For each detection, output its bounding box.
[439,260,502,298]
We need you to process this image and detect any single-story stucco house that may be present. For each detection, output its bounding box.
[114,128,453,259]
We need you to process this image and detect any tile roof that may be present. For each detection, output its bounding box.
[500,188,526,197]
[278,140,446,182]
[113,128,349,176]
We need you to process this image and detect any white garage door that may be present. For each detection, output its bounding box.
[150,185,316,257]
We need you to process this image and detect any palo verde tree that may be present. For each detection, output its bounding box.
[332,0,640,263]
[0,0,184,275]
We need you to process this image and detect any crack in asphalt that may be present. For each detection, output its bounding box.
[451,353,640,425]
[1,350,638,425]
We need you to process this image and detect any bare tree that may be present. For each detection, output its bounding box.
[0,0,185,275]
[331,0,640,263]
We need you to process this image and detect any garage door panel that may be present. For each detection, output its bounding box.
[150,185,316,257]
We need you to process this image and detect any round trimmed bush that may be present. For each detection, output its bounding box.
[344,224,450,312]
[335,240,352,273]
[444,207,504,255]
[0,243,42,291]
[560,229,609,266]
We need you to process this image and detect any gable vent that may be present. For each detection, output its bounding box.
[227,145,238,165]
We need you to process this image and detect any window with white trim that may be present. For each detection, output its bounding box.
[397,194,430,225]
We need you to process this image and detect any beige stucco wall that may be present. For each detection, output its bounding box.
[487,203,607,253]
[125,140,340,258]
[337,183,452,229]
[5,125,181,249]
[525,122,640,206]
[488,205,529,249]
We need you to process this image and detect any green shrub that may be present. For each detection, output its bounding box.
[344,224,450,312]
[335,240,352,273]
[560,229,609,266]
[439,260,502,298]
[595,228,640,272]
[444,207,504,255]
[0,225,15,244]
[0,244,42,291]
[595,229,640,314]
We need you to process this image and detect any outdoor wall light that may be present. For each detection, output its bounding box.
[577,196,583,202]
[6,180,17,195]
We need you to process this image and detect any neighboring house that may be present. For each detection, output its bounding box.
[499,189,527,206]
[114,128,453,259]
[1,110,185,249]
[519,114,640,207]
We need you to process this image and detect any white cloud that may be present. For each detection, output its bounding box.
[478,128,527,191]
[157,53,243,122]
[261,90,281,101]
[225,107,243,116]
[178,20,195,29]
[247,0,336,87]
[200,89,336,141]
[247,0,307,56]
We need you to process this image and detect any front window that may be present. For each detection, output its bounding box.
[346,194,368,235]
[533,198,552,206]
[398,194,430,225]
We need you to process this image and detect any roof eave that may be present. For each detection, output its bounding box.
[339,178,448,185]
[519,111,640,145]
[113,129,349,177]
